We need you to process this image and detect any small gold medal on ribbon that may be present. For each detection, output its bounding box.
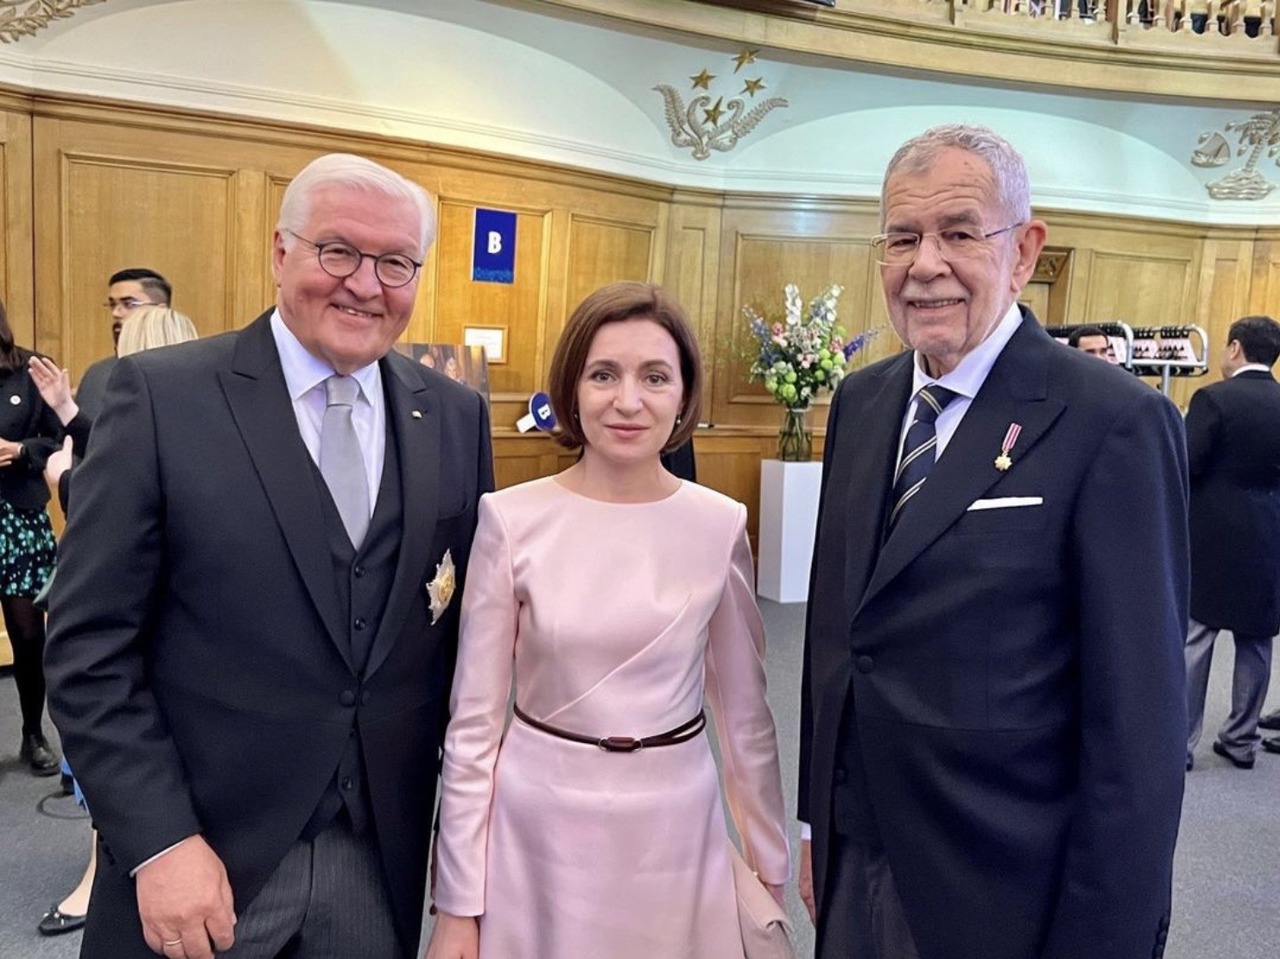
[995,423,1022,472]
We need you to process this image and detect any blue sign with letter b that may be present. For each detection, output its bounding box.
[473,209,516,284]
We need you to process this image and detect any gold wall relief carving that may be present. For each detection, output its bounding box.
[0,0,105,44]
[1194,109,1280,200]
[654,48,788,160]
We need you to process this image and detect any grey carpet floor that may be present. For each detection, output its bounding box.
[2,602,1277,958]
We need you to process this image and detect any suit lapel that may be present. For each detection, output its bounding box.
[860,315,1066,611]
[219,313,353,670]
[364,352,440,680]
[841,356,914,613]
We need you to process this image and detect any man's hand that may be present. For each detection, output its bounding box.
[28,355,78,426]
[799,839,816,925]
[135,836,236,959]
[423,911,479,959]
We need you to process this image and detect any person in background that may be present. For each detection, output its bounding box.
[1183,315,1280,770]
[799,124,1187,959]
[44,153,492,959]
[0,298,64,777]
[75,268,171,422]
[28,306,200,938]
[1067,324,1112,360]
[427,281,788,959]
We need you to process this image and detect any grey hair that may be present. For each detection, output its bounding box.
[880,124,1032,228]
[276,153,437,256]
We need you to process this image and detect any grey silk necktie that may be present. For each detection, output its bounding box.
[320,374,370,548]
[888,383,958,530]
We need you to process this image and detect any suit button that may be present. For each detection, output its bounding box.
[360,690,370,705]
[354,617,366,631]
[353,565,366,578]
[833,767,848,784]
[341,776,354,791]
[339,690,356,707]
[857,655,874,674]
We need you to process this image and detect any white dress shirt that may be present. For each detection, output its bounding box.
[270,309,385,515]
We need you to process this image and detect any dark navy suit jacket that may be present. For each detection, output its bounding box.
[801,309,1188,959]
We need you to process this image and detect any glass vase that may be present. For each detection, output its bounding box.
[777,405,812,462]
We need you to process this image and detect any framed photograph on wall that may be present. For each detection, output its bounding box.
[463,325,507,364]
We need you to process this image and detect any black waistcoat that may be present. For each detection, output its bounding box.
[302,416,403,838]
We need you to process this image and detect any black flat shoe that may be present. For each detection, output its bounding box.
[1259,710,1280,731]
[1262,737,1280,755]
[19,732,60,777]
[1212,740,1255,769]
[38,904,86,936]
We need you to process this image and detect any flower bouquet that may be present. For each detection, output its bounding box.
[744,283,879,460]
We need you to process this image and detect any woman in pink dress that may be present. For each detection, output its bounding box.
[426,282,789,959]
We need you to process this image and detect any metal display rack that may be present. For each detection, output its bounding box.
[1046,322,1210,396]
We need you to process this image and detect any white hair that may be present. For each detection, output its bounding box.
[276,153,437,256]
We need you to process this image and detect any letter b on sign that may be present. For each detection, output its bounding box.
[488,232,503,255]
[473,209,516,284]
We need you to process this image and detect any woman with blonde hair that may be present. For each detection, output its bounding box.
[115,306,199,358]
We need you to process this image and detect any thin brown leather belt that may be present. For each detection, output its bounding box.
[512,703,706,753]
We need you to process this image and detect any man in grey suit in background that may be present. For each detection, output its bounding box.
[1184,315,1280,769]
[46,153,493,959]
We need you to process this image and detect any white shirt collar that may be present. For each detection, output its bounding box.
[269,308,381,401]
[911,301,1023,399]
[1232,363,1271,377]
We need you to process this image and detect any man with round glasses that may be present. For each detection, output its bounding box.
[800,125,1188,959]
[46,153,493,959]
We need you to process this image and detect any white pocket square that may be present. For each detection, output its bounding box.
[966,496,1044,511]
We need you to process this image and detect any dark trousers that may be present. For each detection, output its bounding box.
[221,820,404,959]
[817,833,920,959]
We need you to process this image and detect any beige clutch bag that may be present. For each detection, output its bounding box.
[730,845,797,959]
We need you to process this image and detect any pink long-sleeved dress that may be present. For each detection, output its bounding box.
[434,476,789,959]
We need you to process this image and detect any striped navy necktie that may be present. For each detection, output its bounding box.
[888,384,958,530]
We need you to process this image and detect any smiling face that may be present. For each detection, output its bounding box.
[880,147,1045,377]
[272,183,422,374]
[576,318,684,469]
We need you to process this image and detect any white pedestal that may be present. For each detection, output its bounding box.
[756,459,823,604]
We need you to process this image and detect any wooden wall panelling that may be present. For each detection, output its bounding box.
[431,198,552,399]
[662,194,723,423]
[0,109,33,347]
[563,213,657,311]
[1248,235,1280,319]
[712,204,881,432]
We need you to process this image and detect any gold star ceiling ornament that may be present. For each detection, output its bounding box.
[653,48,788,161]
[690,69,715,90]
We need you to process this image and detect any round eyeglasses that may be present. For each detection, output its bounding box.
[285,229,422,288]
[869,223,1024,266]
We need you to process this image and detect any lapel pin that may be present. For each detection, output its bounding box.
[411,410,422,419]
[995,422,1022,472]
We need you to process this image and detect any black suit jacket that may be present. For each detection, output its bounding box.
[73,354,116,423]
[0,356,63,510]
[801,310,1188,959]
[45,312,494,957]
[1186,368,1280,635]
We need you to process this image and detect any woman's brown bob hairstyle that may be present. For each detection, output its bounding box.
[548,281,702,453]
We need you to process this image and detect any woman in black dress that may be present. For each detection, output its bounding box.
[0,298,63,775]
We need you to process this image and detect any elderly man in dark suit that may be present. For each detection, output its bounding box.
[798,125,1188,959]
[45,153,493,959]
[1184,314,1280,770]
